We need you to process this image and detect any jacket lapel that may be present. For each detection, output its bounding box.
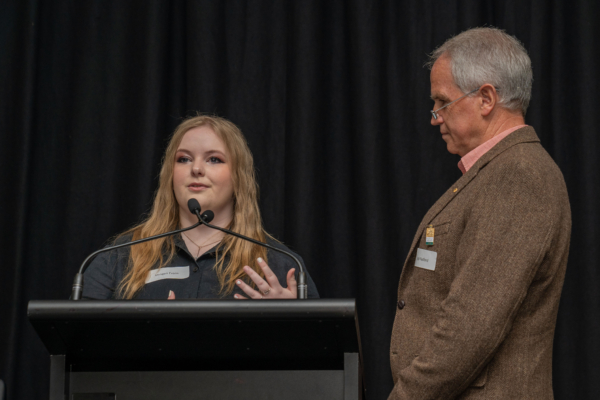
[402,127,541,266]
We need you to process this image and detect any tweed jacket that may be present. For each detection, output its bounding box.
[389,127,571,400]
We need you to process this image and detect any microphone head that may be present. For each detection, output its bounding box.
[187,198,201,214]
[201,210,215,223]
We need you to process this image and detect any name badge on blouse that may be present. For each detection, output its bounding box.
[415,248,437,271]
[145,266,190,283]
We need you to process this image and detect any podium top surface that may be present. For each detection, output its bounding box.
[27,299,361,370]
[28,298,356,320]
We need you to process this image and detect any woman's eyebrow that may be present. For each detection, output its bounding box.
[174,148,227,157]
[205,149,226,156]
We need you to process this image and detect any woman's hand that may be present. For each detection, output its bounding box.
[234,257,297,299]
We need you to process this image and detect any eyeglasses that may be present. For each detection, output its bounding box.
[430,87,480,120]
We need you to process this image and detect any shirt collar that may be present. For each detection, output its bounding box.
[174,233,220,258]
[458,125,528,174]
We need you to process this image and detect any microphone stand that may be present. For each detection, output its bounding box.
[70,221,202,300]
[191,209,308,299]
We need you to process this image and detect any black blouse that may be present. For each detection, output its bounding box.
[82,234,319,299]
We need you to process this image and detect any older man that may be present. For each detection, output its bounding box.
[389,28,571,399]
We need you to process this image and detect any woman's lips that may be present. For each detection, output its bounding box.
[188,184,208,192]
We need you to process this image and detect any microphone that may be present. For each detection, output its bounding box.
[71,212,208,300]
[187,198,308,299]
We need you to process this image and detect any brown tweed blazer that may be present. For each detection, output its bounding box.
[389,127,571,400]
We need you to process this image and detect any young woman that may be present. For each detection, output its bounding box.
[83,115,319,299]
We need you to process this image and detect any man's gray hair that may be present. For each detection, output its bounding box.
[426,27,533,115]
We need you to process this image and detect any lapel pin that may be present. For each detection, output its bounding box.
[426,225,435,246]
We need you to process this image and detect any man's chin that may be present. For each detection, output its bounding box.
[444,142,461,156]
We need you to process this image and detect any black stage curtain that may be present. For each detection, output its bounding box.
[1,1,598,399]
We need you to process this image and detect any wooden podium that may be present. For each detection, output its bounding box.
[28,299,364,400]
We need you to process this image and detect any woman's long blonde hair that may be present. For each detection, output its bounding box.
[116,115,269,299]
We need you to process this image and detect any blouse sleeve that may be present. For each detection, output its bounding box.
[82,243,130,299]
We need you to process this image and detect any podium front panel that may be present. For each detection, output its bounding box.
[70,370,344,400]
[29,299,362,399]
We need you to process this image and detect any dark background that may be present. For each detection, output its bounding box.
[1,1,598,399]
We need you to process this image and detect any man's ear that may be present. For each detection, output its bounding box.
[480,84,497,116]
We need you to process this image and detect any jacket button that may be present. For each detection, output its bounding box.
[193,266,199,272]
[397,300,405,310]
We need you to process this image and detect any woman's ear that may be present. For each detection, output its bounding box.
[480,84,497,117]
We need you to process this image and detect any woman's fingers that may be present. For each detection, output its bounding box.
[233,293,248,300]
[167,290,176,300]
[286,268,297,297]
[236,276,263,299]
[257,257,282,289]
[237,259,299,299]
[243,265,272,294]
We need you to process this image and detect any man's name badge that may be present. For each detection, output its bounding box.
[415,248,437,271]
[426,225,435,246]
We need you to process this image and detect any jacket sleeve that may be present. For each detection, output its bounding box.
[389,161,560,399]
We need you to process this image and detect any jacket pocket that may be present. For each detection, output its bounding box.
[419,221,451,248]
[430,221,450,236]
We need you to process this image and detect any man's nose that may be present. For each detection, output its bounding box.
[431,114,443,126]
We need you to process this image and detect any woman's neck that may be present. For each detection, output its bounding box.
[179,206,232,243]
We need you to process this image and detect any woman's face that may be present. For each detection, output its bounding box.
[173,125,235,224]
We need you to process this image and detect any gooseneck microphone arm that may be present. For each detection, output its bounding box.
[187,199,308,299]
[71,220,203,300]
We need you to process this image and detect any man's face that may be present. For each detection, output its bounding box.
[430,55,483,157]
